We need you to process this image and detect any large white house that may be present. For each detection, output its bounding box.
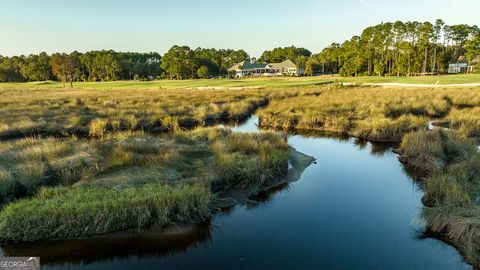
[229,59,304,77]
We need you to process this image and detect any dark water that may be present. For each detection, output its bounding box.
[0,116,471,269]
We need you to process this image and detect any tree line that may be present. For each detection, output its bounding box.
[306,20,480,76]
[0,51,162,84]
[0,46,313,83]
[0,19,479,83]
[0,47,252,83]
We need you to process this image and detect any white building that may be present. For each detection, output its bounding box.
[448,63,469,74]
[229,59,304,78]
[448,55,479,74]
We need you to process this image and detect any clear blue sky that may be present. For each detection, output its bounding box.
[1,0,479,57]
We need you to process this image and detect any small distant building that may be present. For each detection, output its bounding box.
[448,55,480,74]
[229,59,304,78]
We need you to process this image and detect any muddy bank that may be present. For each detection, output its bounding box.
[218,147,315,208]
[258,120,405,143]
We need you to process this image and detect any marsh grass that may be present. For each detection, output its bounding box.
[0,183,213,242]
[209,131,289,191]
[0,88,270,139]
[2,86,479,142]
[88,118,109,138]
[0,128,289,242]
[446,107,480,137]
[0,138,97,202]
[400,129,480,267]
[259,87,480,142]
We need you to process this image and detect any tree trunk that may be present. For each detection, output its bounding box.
[407,55,411,77]
[423,47,428,76]
[368,57,372,76]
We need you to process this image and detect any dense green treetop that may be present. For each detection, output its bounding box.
[258,46,312,64]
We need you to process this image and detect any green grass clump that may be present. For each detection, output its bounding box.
[88,118,109,137]
[446,107,480,137]
[400,129,480,267]
[209,131,289,190]
[400,130,447,174]
[0,183,213,242]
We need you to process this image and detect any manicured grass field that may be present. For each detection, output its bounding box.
[331,73,480,85]
[0,77,331,90]
[0,74,478,90]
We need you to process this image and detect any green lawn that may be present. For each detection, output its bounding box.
[0,74,478,90]
[332,74,480,84]
[0,77,331,90]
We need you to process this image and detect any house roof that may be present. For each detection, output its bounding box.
[455,55,480,65]
[268,59,297,69]
[229,59,298,71]
[229,61,267,70]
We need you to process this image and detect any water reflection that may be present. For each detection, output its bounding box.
[0,224,213,267]
[229,115,395,157]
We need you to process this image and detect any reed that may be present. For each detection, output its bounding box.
[399,129,480,267]
[0,128,289,241]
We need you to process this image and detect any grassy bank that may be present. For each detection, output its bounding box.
[399,130,480,267]
[0,88,271,139]
[258,86,480,142]
[0,128,289,242]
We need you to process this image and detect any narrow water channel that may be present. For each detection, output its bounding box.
[0,116,471,269]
